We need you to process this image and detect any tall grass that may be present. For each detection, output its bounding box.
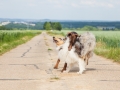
[47,30,120,63]
[92,31,120,62]
[0,30,41,55]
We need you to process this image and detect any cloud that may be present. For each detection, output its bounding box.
[69,0,115,8]
[0,0,117,9]
[71,3,79,8]
[44,0,115,9]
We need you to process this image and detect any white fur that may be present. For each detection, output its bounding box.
[56,37,86,74]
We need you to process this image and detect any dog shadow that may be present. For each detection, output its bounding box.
[86,68,96,71]
[57,67,96,73]
[70,67,96,72]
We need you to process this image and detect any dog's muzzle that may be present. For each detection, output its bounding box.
[53,37,58,43]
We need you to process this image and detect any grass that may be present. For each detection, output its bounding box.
[47,31,65,37]
[0,30,42,55]
[48,48,52,51]
[47,30,120,63]
[50,77,60,80]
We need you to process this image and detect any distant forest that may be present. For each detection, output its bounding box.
[1,22,44,30]
[61,22,120,28]
[0,21,120,30]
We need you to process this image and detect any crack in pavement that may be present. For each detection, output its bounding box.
[99,80,120,82]
[21,47,32,57]
[8,64,40,69]
[35,41,41,46]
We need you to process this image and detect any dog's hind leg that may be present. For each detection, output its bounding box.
[77,59,86,74]
[85,51,93,65]
[84,56,88,65]
[54,59,60,69]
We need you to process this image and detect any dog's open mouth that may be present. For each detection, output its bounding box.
[53,37,58,43]
[54,40,58,43]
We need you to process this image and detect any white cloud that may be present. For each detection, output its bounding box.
[71,0,115,8]
[80,0,96,6]
[71,3,79,8]
[43,0,113,9]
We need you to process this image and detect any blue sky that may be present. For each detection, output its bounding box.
[0,0,120,20]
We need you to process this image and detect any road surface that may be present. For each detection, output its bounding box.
[0,32,120,90]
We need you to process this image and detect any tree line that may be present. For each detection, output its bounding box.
[0,26,12,30]
[0,21,120,31]
[60,22,120,29]
[43,22,62,30]
[0,22,62,30]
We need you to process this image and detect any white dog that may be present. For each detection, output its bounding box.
[53,32,85,74]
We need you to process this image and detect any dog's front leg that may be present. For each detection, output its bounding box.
[77,59,86,74]
[54,59,60,69]
[61,62,67,72]
[63,63,72,73]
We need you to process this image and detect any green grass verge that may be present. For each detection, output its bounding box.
[0,30,42,55]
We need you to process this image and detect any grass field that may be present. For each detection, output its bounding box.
[47,30,120,63]
[0,30,41,55]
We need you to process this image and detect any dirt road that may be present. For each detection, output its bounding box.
[0,32,120,90]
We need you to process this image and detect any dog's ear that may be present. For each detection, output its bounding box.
[79,35,81,37]
[75,34,78,37]
[67,32,72,36]
[68,32,79,51]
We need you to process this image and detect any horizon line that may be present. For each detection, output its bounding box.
[0,18,120,22]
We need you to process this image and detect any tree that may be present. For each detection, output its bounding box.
[0,26,12,30]
[43,22,47,30]
[43,22,62,31]
[44,22,51,30]
[0,26,6,30]
[51,22,56,30]
[54,22,62,31]
[57,22,62,31]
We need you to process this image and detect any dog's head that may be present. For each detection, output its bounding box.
[66,32,78,51]
[53,37,64,46]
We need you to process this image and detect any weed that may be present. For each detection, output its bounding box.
[48,48,52,51]
[50,76,60,80]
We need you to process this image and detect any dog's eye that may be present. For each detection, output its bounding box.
[59,38,62,40]
[64,37,67,40]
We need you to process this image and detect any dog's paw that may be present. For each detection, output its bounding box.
[83,68,86,71]
[54,67,58,69]
[77,71,83,74]
[63,70,69,73]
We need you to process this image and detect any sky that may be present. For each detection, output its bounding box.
[0,0,120,21]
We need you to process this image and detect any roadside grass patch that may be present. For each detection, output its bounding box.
[0,30,41,55]
[47,31,65,37]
